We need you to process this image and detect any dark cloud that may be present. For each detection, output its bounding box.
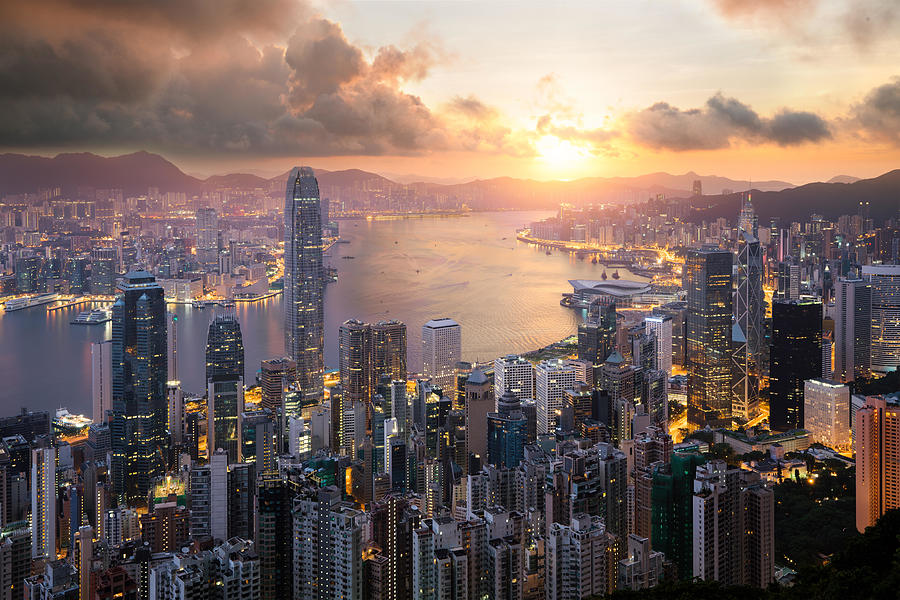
[0,0,459,157]
[626,94,830,151]
[853,78,900,145]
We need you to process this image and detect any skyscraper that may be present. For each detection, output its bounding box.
[339,319,373,406]
[284,167,325,407]
[110,270,168,503]
[31,446,56,561]
[578,298,617,364]
[260,357,296,412]
[803,379,850,451]
[733,227,763,421]
[770,299,822,432]
[493,354,535,404]
[205,311,245,382]
[90,247,118,295]
[685,248,733,428]
[91,340,112,424]
[206,312,245,463]
[372,320,408,383]
[422,318,461,393]
[535,359,577,434]
[855,394,900,533]
[195,207,218,270]
[834,277,872,382]
[644,315,672,377]
[862,265,900,374]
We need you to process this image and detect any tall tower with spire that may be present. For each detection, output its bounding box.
[284,167,325,406]
[733,192,764,420]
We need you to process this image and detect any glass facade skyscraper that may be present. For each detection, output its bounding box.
[862,265,900,374]
[284,167,325,406]
[770,299,822,431]
[685,247,733,428]
[206,312,245,382]
[110,270,168,503]
[206,312,245,463]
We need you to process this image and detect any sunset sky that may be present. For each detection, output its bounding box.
[2,0,900,183]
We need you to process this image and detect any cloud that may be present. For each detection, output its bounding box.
[625,93,830,151]
[852,78,900,145]
[710,0,899,50]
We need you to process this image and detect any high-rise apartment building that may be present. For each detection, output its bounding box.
[536,359,577,434]
[284,167,325,407]
[31,446,56,561]
[685,248,733,428]
[862,265,900,374]
[493,354,535,404]
[770,299,822,431]
[422,318,461,393]
[855,395,900,532]
[546,514,616,599]
[803,379,850,451]
[834,277,872,382]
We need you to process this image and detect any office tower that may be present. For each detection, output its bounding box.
[685,248,733,428]
[652,451,706,580]
[260,357,296,412]
[644,315,672,377]
[535,359,577,434]
[803,379,850,451]
[372,320,408,382]
[834,277,872,382]
[206,311,245,381]
[63,254,90,294]
[565,382,594,431]
[90,247,118,295]
[777,258,800,300]
[110,270,168,504]
[31,446,56,561]
[822,329,834,379]
[465,368,492,462]
[195,207,218,270]
[15,254,45,293]
[642,369,668,429]
[769,299,822,431]
[91,340,112,424]
[167,381,184,446]
[737,193,758,238]
[487,408,527,469]
[618,534,664,591]
[293,487,364,600]
[422,318,461,394]
[207,313,245,463]
[0,521,30,600]
[578,298,617,364]
[733,227,764,421]
[546,514,616,600]
[284,167,325,407]
[339,319,374,406]
[256,478,294,600]
[855,395,900,532]
[493,354,535,404]
[241,410,277,473]
[862,265,900,373]
[653,301,687,368]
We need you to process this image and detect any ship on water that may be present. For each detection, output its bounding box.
[71,309,111,325]
[3,293,59,312]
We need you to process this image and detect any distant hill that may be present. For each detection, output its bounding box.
[689,169,900,223]
[0,151,203,196]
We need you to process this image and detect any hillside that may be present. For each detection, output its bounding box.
[689,169,900,223]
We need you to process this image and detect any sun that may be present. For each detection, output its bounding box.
[535,135,590,168]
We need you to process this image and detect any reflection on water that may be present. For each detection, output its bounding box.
[0,211,648,413]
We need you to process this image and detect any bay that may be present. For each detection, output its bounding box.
[0,210,648,415]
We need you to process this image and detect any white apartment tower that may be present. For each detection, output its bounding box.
[91,340,112,424]
[31,446,56,560]
[644,316,673,377]
[493,354,535,404]
[535,359,577,434]
[422,318,461,394]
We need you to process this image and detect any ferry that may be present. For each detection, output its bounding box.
[4,293,59,312]
[71,309,111,325]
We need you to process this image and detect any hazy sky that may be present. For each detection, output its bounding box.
[2,0,900,182]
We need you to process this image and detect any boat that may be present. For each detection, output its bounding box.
[71,309,110,325]
[591,256,598,264]
[601,271,608,280]
[342,255,356,259]
[4,293,59,312]
[221,300,235,308]
[545,250,552,255]
[612,270,620,280]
